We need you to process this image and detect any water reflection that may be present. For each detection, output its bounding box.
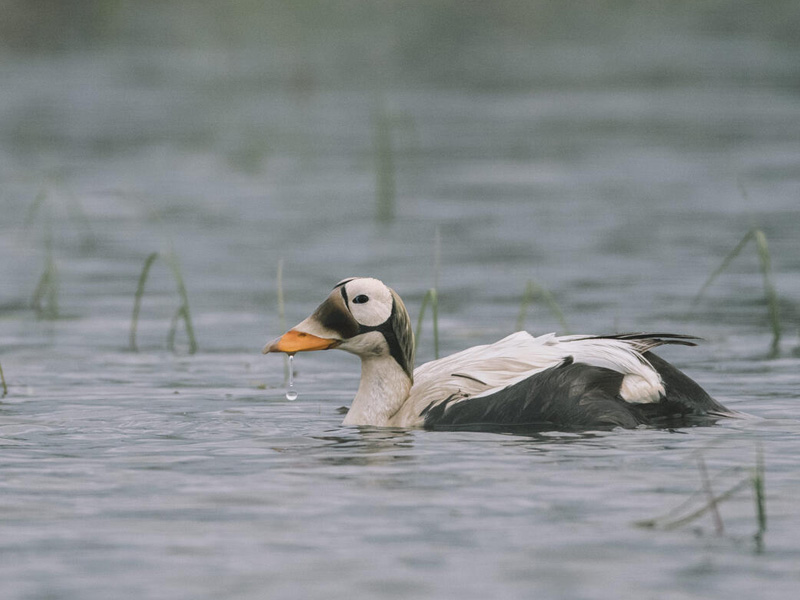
[312,427,416,466]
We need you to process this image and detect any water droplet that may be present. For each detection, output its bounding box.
[285,354,298,401]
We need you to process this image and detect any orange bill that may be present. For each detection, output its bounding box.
[262,329,339,354]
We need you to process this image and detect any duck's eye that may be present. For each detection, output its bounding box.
[352,294,369,304]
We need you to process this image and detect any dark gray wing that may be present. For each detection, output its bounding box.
[423,358,642,431]
[423,351,731,433]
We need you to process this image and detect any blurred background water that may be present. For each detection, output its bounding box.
[1,1,800,599]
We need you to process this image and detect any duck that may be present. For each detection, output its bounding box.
[263,277,732,431]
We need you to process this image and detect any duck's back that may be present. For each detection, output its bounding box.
[387,331,731,430]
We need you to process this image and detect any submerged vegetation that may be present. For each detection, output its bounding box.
[637,446,768,552]
[129,251,198,354]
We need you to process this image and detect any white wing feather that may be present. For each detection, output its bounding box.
[389,332,664,427]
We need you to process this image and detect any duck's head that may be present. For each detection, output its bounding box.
[263,277,415,379]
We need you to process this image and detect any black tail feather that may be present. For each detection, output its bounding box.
[571,332,702,353]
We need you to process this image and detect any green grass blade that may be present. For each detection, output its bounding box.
[0,361,7,398]
[165,251,198,354]
[692,229,755,307]
[31,266,51,315]
[516,281,535,331]
[415,289,432,350]
[753,230,781,355]
[692,228,782,355]
[129,252,160,351]
[431,287,439,359]
[31,236,59,320]
[753,443,767,550]
[413,230,444,356]
[414,288,440,358]
[516,280,569,333]
[166,306,183,352]
[433,226,441,291]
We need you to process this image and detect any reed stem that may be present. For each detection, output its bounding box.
[166,306,183,351]
[129,251,198,354]
[31,234,59,320]
[753,443,767,551]
[130,252,160,351]
[692,228,781,355]
[165,251,198,355]
[516,280,569,333]
[431,288,439,359]
[753,230,781,356]
[415,288,440,359]
[0,361,7,397]
[433,226,441,291]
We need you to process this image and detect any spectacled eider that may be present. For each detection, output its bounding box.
[263,277,732,431]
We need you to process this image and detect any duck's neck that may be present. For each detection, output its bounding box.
[342,355,412,426]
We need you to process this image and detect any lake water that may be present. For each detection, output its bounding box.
[2,2,800,599]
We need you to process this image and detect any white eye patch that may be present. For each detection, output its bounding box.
[344,278,393,327]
